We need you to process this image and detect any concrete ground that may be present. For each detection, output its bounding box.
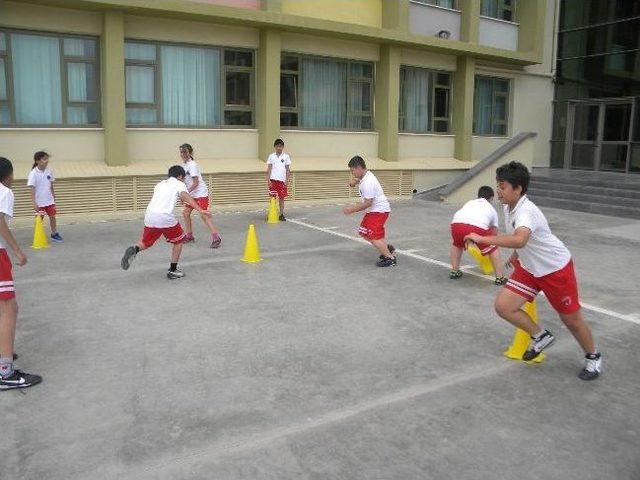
[3,199,640,480]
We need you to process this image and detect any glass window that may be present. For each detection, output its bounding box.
[280,54,373,130]
[414,0,457,9]
[399,66,451,133]
[481,0,515,22]
[473,75,510,135]
[0,30,99,126]
[125,42,254,127]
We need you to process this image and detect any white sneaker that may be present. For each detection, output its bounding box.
[579,353,602,381]
[167,269,185,280]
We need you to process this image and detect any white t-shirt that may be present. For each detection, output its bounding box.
[27,167,55,207]
[144,177,187,228]
[183,159,208,199]
[451,198,499,230]
[504,195,571,277]
[358,170,390,213]
[267,152,291,182]
[0,183,14,250]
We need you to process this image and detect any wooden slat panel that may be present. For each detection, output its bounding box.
[294,171,351,200]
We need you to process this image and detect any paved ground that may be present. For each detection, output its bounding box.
[3,199,640,480]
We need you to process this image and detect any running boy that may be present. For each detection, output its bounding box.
[464,161,602,380]
[0,157,42,390]
[121,165,212,280]
[266,138,291,221]
[179,144,221,248]
[450,185,506,285]
[343,156,396,267]
[27,151,63,242]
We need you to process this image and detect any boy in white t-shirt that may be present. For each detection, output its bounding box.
[464,161,601,380]
[121,165,211,280]
[179,144,221,248]
[343,156,396,267]
[450,186,506,284]
[266,138,291,221]
[27,151,62,242]
[0,157,42,390]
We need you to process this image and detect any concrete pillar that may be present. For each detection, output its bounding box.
[257,29,281,162]
[375,44,401,162]
[453,55,475,162]
[459,0,480,43]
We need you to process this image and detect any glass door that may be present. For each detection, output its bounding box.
[569,103,599,170]
[600,102,632,171]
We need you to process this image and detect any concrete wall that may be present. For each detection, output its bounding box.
[409,2,461,41]
[280,32,379,61]
[281,0,382,28]
[0,0,102,35]
[478,17,518,51]
[398,134,455,158]
[281,131,379,161]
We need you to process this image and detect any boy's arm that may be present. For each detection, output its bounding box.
[50,182,56,201]
[188,176,199,193]
[343,198,372,215]
[29,186,37,211]
[348,178,361,188]
[285,165,291,184]
[266,164,272,185]
[179,191,211,217]
[0,215,26,266]
[465,227,531,249]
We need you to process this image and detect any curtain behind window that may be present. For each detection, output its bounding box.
[402,68,431,132]
[474,77,493,134]
[300,57,347,129]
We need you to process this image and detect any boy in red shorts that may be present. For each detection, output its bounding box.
[0,157,42,390]
[343,156,396,267]
[450,185,506,285]
[266,138,291,221]
[121,165,211,280]
[464,161,601,380]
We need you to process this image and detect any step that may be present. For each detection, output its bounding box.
[528,181,640,199]
[530,175,640,191]
[531,196,640,219]
[527,188,640,208]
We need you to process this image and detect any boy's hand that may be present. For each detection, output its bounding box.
[343,206,353,215]
[15,249,27,266]
[463,232,481,247]
[199,210,212,218]
[348,179,358,188]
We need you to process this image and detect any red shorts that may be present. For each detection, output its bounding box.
[358,212,389,241]
[450,223,497,255]
[268,180,288,199]
[184,197,209,213]
[506,259,581,314]
[0,250,15,300]
[140,223,185,249]
[37,204,57,216]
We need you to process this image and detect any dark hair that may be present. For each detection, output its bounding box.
[477,186,494,200]
[168,165,186,179]
[348,155,366,169]
[179,143,193,155]
[496,161,529,195]
[0,157,14,183]
[274,138,284,147]
[33,150,49,169]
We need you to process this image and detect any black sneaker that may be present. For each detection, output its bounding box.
[522,329,556,361]
[449,270,463,279]
[167,269,185,280]
[376,256,397,267]
[279,214,286,221]
[379,244,396,260]
[494,276,508,285]
[579,353,602,381]
[0,369,42,390]
[210,236,222,249]
[121,246,137,270]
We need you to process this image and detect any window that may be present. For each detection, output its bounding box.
[399,66,451,133]
[415,0,458,9]
[125,41,254,127]
[480,0,515,22]
[473,76,509,136]
[280,54,373,130]
[0,30,99,127]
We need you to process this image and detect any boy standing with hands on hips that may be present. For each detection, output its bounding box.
[266,138,291,221]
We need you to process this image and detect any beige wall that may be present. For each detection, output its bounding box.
[280,32,379,61]
[126,130,258,162]
[524,0,557,76]
[413,169,465,192]
[280,131,378,160]
[281,0,382,28]
[398,134,455,158]
[124,15,259,48]
[0,130,105,176]
[0,1,102,35]
[400,49,457,72]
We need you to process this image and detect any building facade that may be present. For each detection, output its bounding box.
[0,0,555,217]
[551,0,640,174]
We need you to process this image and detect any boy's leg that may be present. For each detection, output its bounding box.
[559,309,596,354]
[199,212,219,235]
[170,242,183,265]
[0,298,17,372]
[49,214,57,234]
[494,288,543,336]
[450,244,463,271]
[279,197,285,215]
[488,249,504,278]
[183,208,194,237]
[370,238,392,258]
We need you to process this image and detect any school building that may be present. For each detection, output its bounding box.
[0,0,555,217]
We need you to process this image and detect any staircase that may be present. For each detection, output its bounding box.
[527,168,640,219]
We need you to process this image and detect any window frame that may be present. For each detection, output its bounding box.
[473,74,511,137]
[279,52,375,132]
[412,0,459,11]
[124,39,255,129]
[480,0,516,23]
[0,28,101,128]
[398,65,453,134]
